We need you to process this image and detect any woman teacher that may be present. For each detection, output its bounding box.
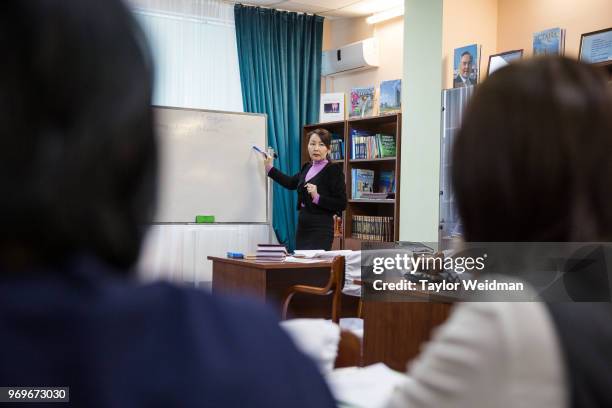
[264,129,347,250]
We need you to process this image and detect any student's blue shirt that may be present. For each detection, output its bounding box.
[0,256,336,407]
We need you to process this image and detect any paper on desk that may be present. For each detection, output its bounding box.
[284,256,324,263]
[326,363,407,408]
[293,249,326,258]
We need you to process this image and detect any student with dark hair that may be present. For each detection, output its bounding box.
[264,128,347,250]
[0,1,336,407]
[387,58,612,408]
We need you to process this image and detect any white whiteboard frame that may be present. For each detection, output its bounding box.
[151,105,270,226]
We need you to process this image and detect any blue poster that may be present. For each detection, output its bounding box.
[533,28,564,56]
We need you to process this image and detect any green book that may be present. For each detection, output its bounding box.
[380,135,396,157]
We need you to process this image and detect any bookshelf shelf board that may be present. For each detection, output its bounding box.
[347,113,399,124]
[349,199,395,204]
[304,119,345,128]
[349,157,396,163]
[348,237,395,243]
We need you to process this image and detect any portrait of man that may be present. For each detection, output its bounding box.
[453,44,479,88]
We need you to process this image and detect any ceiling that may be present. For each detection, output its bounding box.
[230,0,404,18]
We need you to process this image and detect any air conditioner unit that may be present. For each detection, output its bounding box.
[321,38,379,77]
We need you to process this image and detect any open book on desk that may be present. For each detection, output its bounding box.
[284,257,327,264]
[293,249,355,258]
[293,249,327,258]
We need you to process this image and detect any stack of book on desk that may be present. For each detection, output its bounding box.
[255,244,287,262]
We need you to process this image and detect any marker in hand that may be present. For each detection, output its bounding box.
[252,146,278,158]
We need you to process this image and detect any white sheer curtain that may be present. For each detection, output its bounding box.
[130,0,243,111]
[128,0,261,286]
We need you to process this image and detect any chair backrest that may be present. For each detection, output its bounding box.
[281,256,346,323]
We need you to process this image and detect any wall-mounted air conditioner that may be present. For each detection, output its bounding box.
[321,38,379,77]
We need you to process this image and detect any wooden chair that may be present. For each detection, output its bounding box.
[281,256,346,323]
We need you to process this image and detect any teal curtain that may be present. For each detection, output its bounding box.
[234,4,323,251]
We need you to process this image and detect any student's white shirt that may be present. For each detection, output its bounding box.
[385,301,568,408]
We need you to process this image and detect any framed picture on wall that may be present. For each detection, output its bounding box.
[579,27,612,64]
[319,92,345,122]
[379,79,401,114]
[487,49,523,76]
[533,27,565,56]
[349,86,376,118]
[453,44,480,88]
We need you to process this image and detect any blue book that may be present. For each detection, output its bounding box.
[352,169,375,199]
[379,171,395,194]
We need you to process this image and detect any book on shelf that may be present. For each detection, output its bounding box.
[379,135,396,157]
[379,79,401,114]
[379,170,395,194]
[350,131,396,160]
[330,137,344,161]
[351,169,374,199]
[320,92,345,122]
[533,27,565,56]
[351,215,394,242]
[349,86,375,118]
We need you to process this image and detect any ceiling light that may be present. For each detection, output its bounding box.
[366,6,404,25]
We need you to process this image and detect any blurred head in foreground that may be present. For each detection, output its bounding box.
[0,0,156,271]
[453,57,612,242]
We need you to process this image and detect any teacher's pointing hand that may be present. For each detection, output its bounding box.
[305,183,318,198]
[263,153,273,169]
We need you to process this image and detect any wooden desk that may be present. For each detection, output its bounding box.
[210,256,452,371]
[362,299,452,371]
[208,256,359,319]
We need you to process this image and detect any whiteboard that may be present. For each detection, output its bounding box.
[153,106,268,223]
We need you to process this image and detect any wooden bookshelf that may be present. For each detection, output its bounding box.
[348,199,395,204]
[302,113,401,250]
[349,157,396,163]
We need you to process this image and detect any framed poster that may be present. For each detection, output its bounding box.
[379,79,401,114]
[319,92,345,122]
[487,49,523,76]
[533,27,565,56]
[579,27,612,64]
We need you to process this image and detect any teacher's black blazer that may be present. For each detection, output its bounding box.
[268,161,347,216]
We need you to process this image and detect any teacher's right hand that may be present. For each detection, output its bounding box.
[263,154,273,169]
